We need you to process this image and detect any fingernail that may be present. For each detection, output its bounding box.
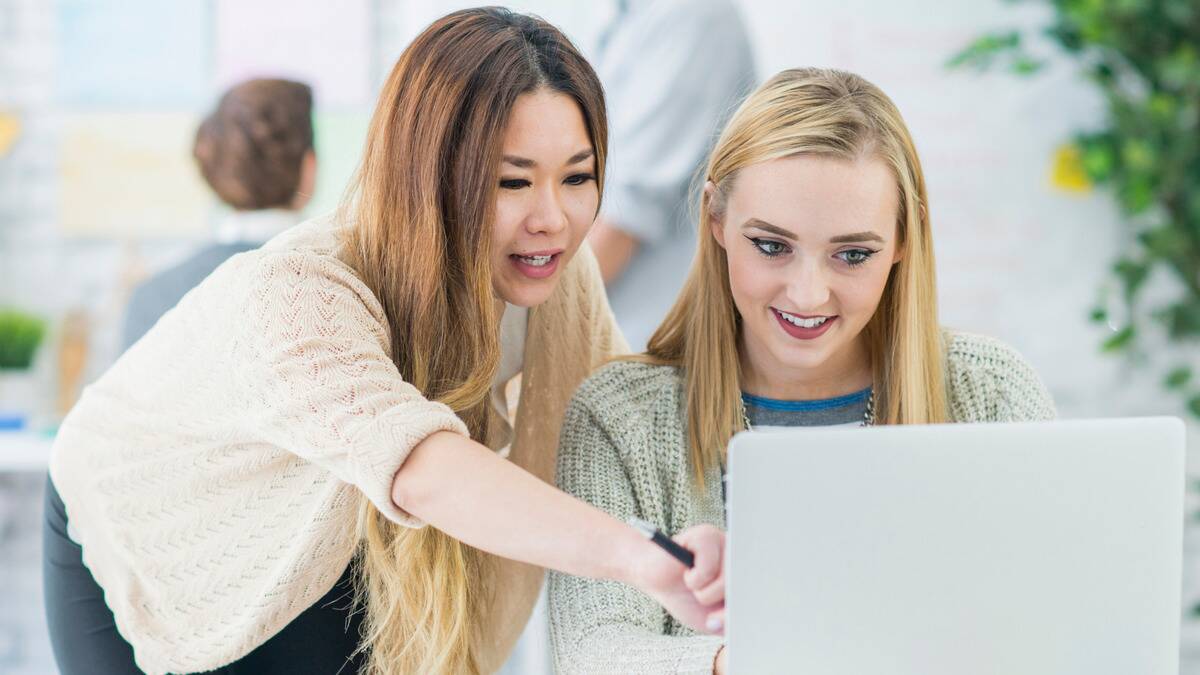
[706,617,723,632]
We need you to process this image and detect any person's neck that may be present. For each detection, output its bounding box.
[738,334,873,401]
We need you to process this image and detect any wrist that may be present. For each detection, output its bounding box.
[605,524,651,587]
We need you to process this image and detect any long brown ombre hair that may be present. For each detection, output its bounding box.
[338,8,606,674]
[643,68,948,486]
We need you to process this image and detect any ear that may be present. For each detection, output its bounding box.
[705,181,726,249]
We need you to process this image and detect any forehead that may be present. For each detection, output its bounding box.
[501,89,591,158]
[727,154,898,238]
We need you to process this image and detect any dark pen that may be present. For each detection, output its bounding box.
[628,517,695,568]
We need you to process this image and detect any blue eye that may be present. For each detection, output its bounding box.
[499,178,531,190]
[747,236,789,258]
[836,249,876,267]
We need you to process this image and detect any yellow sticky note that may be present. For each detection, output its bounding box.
[1050,144,1092,194]
[60,113,213,237]
[0,113,20,157]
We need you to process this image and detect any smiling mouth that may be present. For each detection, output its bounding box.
[509,250,563,279]
[774,308,832,329]
[514,253,553,267]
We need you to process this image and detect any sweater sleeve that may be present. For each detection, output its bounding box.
[237,249,469,528]
[945,332,1057,423]
[548,391,723,674]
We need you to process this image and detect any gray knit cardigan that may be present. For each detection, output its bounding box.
[548,331,1056,674]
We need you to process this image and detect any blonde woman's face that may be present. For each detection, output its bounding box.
[711,154,901,382]
[491,89,599,308]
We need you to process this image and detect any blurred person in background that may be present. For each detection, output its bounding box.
[43,9,724,675]
[122,78,317,350]
[587,0,756,350]
[549,68,1056,673]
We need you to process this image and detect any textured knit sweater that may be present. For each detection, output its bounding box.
[49,215,627,675]
[548,331,1056,674]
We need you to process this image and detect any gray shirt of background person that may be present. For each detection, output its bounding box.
[121,209,299,351]
[596,0,756,350]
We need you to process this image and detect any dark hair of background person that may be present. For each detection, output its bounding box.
[193,78,315,210]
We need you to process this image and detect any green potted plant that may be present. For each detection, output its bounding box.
[948,0,1200,421]
[0,308,47,430]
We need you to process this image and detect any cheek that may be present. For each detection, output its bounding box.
[492,196,524,254]
[566,190,598,237]
[839,263,893,316]
[726,248,777,308]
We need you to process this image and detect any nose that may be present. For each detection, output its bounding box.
[784,258,831,312]
[524,184,568,236]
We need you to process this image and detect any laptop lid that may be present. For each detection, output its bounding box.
[726,417,1184,675]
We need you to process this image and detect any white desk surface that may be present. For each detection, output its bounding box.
[0,431,52,472]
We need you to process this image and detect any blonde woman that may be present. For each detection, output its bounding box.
[548,67,1056,674]
[43,9,724,675]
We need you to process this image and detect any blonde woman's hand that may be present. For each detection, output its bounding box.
[633,523,726,634]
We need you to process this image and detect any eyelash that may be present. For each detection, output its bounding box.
[745,236,878,267]
[499,173,596,190]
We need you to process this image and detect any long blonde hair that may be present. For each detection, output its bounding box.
[643,67,947,486]
[338,9,606,673]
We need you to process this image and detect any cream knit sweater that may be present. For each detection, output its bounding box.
[549,331,1056,674]
[49,215,627,674]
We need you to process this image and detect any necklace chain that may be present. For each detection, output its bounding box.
[740,390,876,431]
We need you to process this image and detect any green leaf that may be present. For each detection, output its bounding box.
[1161,301,1200,339]
[1080,141,1115,182]
[1120,139,1156,172]
[1118,177,1155,214]
[1113,258,1149,298]
[1011,56,1045,75]
[946,31,1022,70]
[1101,325,1136,352]
[1089,306,1108,323]
[1189,395,1200,420]
[1137,226,1187,259]
[1165,367,1192,390]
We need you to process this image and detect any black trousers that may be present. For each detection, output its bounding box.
[42,475,366,674]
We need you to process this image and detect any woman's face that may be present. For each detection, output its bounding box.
[491,89,599,308]
[711,154,902,385]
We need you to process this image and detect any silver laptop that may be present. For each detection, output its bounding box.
[726,417,1185,674]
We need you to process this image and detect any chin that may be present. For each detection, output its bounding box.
[496,281,555,308]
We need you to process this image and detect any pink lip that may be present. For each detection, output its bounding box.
[772,308,837,340]
[510,251,562,279]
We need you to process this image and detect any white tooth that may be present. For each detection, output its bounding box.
[520,255,551,267]
[779,310,826,328]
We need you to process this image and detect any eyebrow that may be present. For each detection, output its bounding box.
[741,218,885,244]
[502,148,594,169]
[829,231,885,243]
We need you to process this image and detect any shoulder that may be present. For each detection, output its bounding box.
[245,215,380,308]
[570,359,682,417]
[943,329,1056,423]
[215,216,392,351]
[563,360,683,440]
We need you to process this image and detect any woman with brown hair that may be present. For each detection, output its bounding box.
[43,8,724,675]
[123,77,317,349]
